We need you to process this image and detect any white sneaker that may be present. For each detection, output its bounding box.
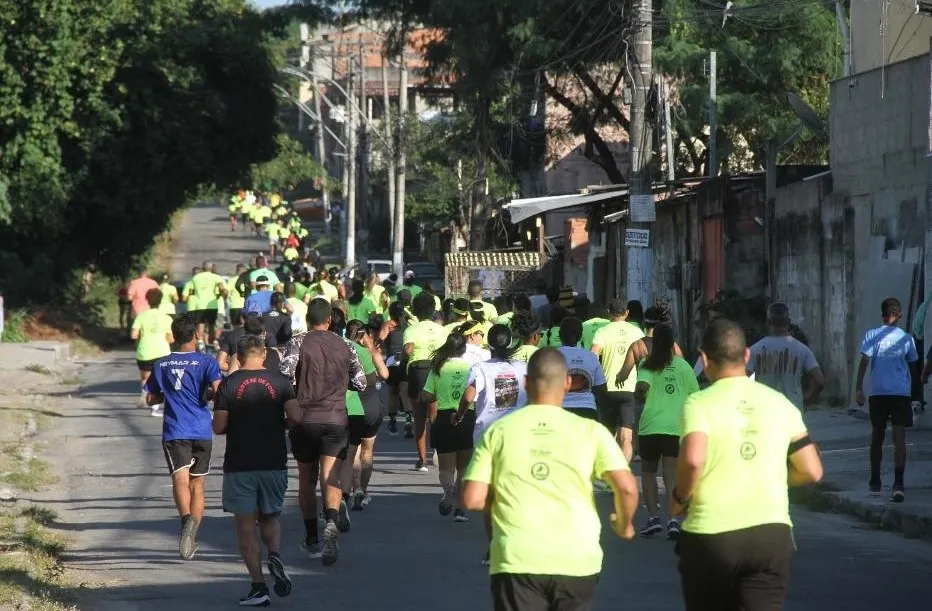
[150,405,164,417]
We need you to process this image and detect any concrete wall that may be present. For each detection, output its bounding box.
[772,176,854,402]
[851,0,932,73]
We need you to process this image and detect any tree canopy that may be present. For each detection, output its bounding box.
[0,0,285,303]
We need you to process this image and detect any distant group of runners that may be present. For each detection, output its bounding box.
[123,195,932,609]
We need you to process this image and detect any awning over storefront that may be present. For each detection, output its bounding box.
[503,189,628,224]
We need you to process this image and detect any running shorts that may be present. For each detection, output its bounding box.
[386,363,407,387]
[228,308,243,326]
[600,391,636,431]
[194,309,219,327]
[431,409,475,453]
[222,470,288,516]
[490,573,599,611]
[162,439,212,476]
[565,407,600,421]
[137,358,158,372]
[407,361,432,399]
[869,395,913,428]
[289,423,348,462]
[638,433,680,461]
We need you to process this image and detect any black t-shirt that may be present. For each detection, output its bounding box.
[265,312,292,348]
[215,369,295,473]
[219,327,246,356]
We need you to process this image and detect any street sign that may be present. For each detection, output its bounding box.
[624,228,650,248]
[629,194,656,222]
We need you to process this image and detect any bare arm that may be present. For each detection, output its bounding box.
[284,398,301,429]
[212,411,229,435]
[634,381,650,404]
[616,341,644,385]
[855,355,869,403]
[131,329,141,341]
[788,432,823,486]
[456,383,477,421]
[604,468,639,540]
[674,432,708,502]
[804,367,825,405]
[403,342,414,357]
[462,480,489,512]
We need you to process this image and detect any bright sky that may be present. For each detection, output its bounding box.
[251,0,288,9]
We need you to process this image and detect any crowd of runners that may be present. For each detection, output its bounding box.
[118,193,932,610]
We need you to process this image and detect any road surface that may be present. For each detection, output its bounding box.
[35,202,932,610]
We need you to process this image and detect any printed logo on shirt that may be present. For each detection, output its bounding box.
[568,367,593,393]
[494,374,519,409]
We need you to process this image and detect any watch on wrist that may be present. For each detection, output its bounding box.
[672,488,690,507]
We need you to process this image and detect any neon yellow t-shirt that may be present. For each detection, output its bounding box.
[346,343,376,417]
[592,320,645,392]
[283,247,299,261]
[365,285,386,314]
[182,280,199,312]
[541,327,562,347]
[403,320,449,363]
[132,309,173,361]
[581,318,610,350]
[308,280,339,303]
[278,225,290,240]
[227,277,245,309]
[422,358,472,410]
[347,297,377,324]
[465,404,629,576]
[191,271,224,310]
[495,311,515,327]
[636,356,699,436]
[403,284,423,299]
[158,283,178,316]
[444,320,470,334]
[681,376,807,535]
[471,299,498,322]
[287,298,308,333]
[512,344,538,363]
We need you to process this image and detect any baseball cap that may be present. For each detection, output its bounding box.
[607,298,628,316]
[404,270,415,279]
[256,275,270,285]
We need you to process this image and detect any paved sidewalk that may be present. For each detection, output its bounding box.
[803,409,932,538]
[0,340,71,371]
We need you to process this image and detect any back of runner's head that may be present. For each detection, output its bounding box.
[236,334,266,364]
[236,263,248,274]
[285,282,297,298]
[256,256,267,269]
[627,300,644,325]
[202,260,213,272]
[549,306,568,327]
[766,302,791,332]
[430,330,468,373]
[494,293,513,315]
[881,297,902,322]
[526,348,569,404]
[145,287,163,309]
[307,298,332,330]
[559,317,583,347]
[607,297,628,319]
[468,280,483,299]
[546,286,560,303]
[412,292,436,321]
[514,293,532,313]
[346,319,366,343]
[488,324,516,360]
[271,291,285,311]
[172,313,199,346]
[192,266,201,276]
[256,274,270,289]
[244,313,265,336]
[470,300,487,323]
[512,311,542,343]
[643,324,676,372]
[388,301,407,325]
[349,278,365,304]
[330,306,347,336]
[137,265,148,277]
[573,297,590,320]
[700,319,748,377]
[160,273,170,283]
[452,298,471,320]
[397,289,413,307]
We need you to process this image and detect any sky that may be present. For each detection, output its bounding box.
[251,0,289,9]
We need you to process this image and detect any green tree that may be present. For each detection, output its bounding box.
[250,133,338,193]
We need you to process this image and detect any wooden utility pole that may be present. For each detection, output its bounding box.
[381,55,396,247]
[625,0,654,304]
[392,44,408,277]
[309,42,331,234]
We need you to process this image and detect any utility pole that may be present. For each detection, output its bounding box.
[346,56,357,267]
[625,0,654,305]
[308,41,331,234]
[708,50,718,177]
[381,55,396,248]
[392,43,408,277]
[358,38,370,260]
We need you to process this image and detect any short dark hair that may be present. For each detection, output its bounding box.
[546,286,560,303]
[559,317,583,347]
[145,288,163,308]
[452,298,471,317]
[514,293,532,312]
[607,297,627,316]
[236,334,266,360]
[881,297,902,319]
[172,313,199,345]
[527,348,568,384]
[468,280,483,298]
[244,313,265,335]
[308,298,332,326]
[412,292,436,320]
[700,319,747,367]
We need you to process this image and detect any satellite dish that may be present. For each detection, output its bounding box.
[786,92,826,136]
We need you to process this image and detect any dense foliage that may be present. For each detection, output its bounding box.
[0,0,283,304]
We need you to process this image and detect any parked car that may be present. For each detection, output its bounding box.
[364,259,394,282]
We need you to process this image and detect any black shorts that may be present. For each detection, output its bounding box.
[137,359,158,372]
[490,573,599,611]
[431,410,476,453]
[194,309,219,326]
[565,407,600,421]
[349,391,382,444]
[638,433,680,462]
[407,361,432,399]
[163,439,212,476]
[677,523,792,611]
[386,363,407,387]
[869,395,913,428]
[228,308,243,326]
[600,391,636,431]
[290,422,348,462]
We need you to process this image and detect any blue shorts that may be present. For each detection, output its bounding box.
[222,470,288,516]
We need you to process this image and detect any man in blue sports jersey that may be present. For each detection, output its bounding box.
[146,313,222,560]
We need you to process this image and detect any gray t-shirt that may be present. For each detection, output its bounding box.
[747,335,819,409]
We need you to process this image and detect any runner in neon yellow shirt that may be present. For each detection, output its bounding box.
[364,273,387,314]
[346,279,377,323]
[131,288,174,412]
[463,348,638,597]
[423,332,475,522]
[158,273,179,317]
[182,266,200,314]
[226,264,247,325]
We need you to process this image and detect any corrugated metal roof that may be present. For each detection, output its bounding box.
[445,251,544,269]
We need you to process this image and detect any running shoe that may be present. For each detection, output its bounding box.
[322,520,340,566]
[361,493,372,509]
[179,515,198,560]
[639,516,663,538]
[868,479,882,496]
[438,488,454,516]
[238,585,271,607]
[300,538,322,560]
[337,499,352,532]
[267,553,293,597]
[480,550,490,566]
[150,405,163,418]
[413,459,428,472]
[667,519,682,541]
[351,489,366,512]
[453,509,469,523]
[404,423,414,439]
[387,418,398,435]
[891,485,905,503]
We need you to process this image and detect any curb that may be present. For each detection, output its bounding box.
[791,484,932,540]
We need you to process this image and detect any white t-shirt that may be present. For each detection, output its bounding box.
[464,343,491,365]
[468,358,529,443]
[558,346,606,410]
[747,335,819,409]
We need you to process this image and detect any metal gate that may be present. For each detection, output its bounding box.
[444,251,546,297]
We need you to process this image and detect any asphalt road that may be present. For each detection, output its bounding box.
[33,202,932,610]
